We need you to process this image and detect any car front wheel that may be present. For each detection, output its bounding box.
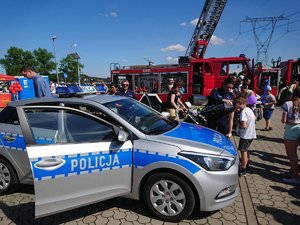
[0,158,18,194]
[143,172,195,222]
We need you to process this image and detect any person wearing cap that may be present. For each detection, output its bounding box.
[20,65,52,98]
[262,85,276,131]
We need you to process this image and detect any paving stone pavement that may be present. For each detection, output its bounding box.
[0,107,299,225]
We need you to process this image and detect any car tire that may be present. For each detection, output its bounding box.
[143,172,195,222]
[0,158,18,194]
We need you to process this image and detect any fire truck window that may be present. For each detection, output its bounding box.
[291,64,300,81]
[134,74,159,94]
[269,73,278,86]
[161,73,188,93]
[228,63,242,76]
[260,72,278,87]
[220,63,227,76]
[204,63,212,74]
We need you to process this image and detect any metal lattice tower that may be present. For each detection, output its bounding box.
[241,15,289,65]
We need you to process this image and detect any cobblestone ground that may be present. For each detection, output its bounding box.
[244,107,300,225]
[0,188,247,225]
[0,107,299,225]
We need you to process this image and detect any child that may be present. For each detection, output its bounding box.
[235,95,257,176]
[262,86,277,131]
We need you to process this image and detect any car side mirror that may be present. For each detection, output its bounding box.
[117,129,129,142]
[113,126,129,142]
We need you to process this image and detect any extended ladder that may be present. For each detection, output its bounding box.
[185,0,227,59]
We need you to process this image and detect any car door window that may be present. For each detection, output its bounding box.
[0,106,20,125]
[24,108,115,145]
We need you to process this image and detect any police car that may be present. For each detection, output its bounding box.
[0,95,239,222]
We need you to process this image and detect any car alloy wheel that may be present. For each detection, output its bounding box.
[0,158,17,194]
[144,172,195,222]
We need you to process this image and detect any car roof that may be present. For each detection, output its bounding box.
[7,95,127,107]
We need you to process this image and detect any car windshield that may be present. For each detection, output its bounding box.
[104,98,177,135]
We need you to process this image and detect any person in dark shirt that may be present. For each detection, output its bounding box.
[108,83,119,95]
[20,65,52,98]
[166,82,187,120]
[206,78,235,136]
[116,79,136,99]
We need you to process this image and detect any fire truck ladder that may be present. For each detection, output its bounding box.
[185,0,227,59]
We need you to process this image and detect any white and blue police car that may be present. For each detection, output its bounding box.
[0,95,239,222]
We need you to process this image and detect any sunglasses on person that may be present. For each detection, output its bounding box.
[122,83,129,87]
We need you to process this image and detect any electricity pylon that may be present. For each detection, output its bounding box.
[241,15,289,66]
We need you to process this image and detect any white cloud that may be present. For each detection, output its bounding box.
[110,12,118,17]
[210,35,225,45]
[99,12,118,18]
[161,44,185,52]
[166,56,178,63]
[180,22,187,27]
[190,18,198,26]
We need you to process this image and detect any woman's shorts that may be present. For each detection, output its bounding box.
[263,108,274,120]
[166,108,176,120]
[238,138,253,152]
[284,123,300,140]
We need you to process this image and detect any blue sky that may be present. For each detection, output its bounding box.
[1,0,299,78]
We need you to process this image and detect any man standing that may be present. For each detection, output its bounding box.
[117,79,136,99]
[21,65,52,98]
[206,78,235,136]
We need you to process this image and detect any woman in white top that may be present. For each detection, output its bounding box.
[281,86,300,185]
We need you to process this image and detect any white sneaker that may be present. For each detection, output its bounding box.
[282,177,300,185]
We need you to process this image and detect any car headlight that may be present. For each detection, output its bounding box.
[179,151,236,171]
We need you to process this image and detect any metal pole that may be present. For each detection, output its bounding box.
[77,53,80,85]
[52,36,59,83]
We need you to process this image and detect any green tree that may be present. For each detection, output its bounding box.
[0,47,35,75]
[33,48,56,75]
[59,53,84,83]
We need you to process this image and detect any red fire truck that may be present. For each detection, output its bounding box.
[111,0,256,107]
[276,59,300,105]
[255,66,281,96]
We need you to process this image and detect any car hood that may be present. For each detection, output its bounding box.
[147,122,237,157]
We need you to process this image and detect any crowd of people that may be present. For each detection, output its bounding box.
[20,65,299,185]
[204,76,299,184]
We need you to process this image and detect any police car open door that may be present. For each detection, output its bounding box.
[17,106,133,218]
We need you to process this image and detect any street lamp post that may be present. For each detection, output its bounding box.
[76,53,81,85]
[51,36,59,83]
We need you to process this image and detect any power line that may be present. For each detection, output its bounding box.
[240,15,289,65]
[286,11,300,17]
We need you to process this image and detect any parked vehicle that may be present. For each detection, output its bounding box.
[0,95,239,222]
